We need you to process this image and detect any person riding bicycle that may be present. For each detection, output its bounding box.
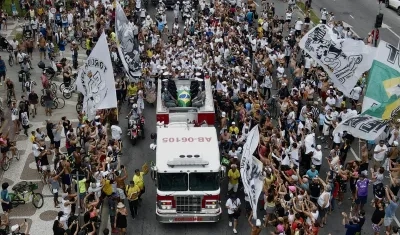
[62,61,72,88]
[41,71,50,90]
[127,104,140,120]
[5,79,15,101]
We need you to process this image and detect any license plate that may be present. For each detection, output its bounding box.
[174,217,203,222]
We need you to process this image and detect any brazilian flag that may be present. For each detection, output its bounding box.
[177,90,191,107]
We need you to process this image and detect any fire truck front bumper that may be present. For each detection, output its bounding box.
[156,210,222,223]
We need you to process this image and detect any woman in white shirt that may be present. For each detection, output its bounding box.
[226,194,241,234]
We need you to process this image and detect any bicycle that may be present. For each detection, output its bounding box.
[37,160,53,192]
[9,181,44,209]
[267,95,279,119]
[1,143,20,171]
[40,95,65,109]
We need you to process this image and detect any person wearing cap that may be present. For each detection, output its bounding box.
[10,220,29,235]
[228,164,240,193]
[228,122,239,135]
[373,140,387,171]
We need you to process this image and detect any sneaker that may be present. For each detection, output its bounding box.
[0,83,2,86]
[229,222,232,227]
[233,228,237,234]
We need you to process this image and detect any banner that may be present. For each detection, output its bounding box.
[299,24,376,96]
[361,41,400,119]
[239,125,263,219]
[75,32,117,120]
[115,3,141,81]
[332,115,389,140]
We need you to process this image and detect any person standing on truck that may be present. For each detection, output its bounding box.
[228,164,241,194]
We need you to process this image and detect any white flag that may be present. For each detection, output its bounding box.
[75,32,117,120]
[299,24,376,96]
[240,125,263,219]
[115,3,141,80]
[333,114,389,140]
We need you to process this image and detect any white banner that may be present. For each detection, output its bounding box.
[299,24,376,97]
[239,125,263,219]
[75,32,117,120]
[115,3,141,81]
[332,115,389,140]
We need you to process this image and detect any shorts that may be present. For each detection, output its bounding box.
[1,147,9,153]
[318,206,328,218]
[372,223,381,232]
[53,191,59,200]
[41,165,49,171]
[384,216,393,227]
[0,71,5,78]
[1,202,12,212]
[373,158,383,169]
[80,192,86,199]
[62,174,71,185]
[228,213,239,220]
[27,47,33,53]
[54,141,61,148]
[355,195,367,205]
[45,100,53,108]
[228,183,239,193]
[50,138,55,145]
[39,47,46,52]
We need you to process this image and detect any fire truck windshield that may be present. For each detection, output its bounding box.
[189,172,219,191]
[158,173,188,191]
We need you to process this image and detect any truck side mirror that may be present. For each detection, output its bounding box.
[219,165,226,179]
[151,166,158,181]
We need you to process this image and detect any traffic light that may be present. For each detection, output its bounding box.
[375,13,383,28]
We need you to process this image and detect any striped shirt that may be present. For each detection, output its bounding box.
[324,114,333,126]
[310,106,320,120]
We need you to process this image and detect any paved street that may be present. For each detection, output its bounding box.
[310,0,400,46]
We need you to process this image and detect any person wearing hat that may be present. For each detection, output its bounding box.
[126,180,140,219]
[115,202,127,233]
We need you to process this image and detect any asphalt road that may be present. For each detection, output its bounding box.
[310,0,400,46]
[118,2,389,235]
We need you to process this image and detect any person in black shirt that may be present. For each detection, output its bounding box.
[28,90,39,118]
[309,177,322,204]
[5,79,15,101]
[371,202,385,234]
[62,116,71,137]
[46,120,54,149]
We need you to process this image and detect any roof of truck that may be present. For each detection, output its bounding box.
[156,126,220,172]
[156,78,215,114]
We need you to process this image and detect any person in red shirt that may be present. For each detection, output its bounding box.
[291,213,304,231]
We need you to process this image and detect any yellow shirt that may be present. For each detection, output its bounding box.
[29,135,35,143]
[86,39,91,50]
[229,126,239,135]
[78,178,87,193]
[127,85,138,96]
[110,32,116,42]
[133,172,145,190]
[102,180,113,195]
[228,169,240,185]
[125,185,140,200]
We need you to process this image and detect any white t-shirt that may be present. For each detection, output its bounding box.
[111,125,122,140]
[225,198,241,214]
[373,144,387,161]
[32,143,40,157]
[312,150,323,166]
[277,66,284,78]
[351,86,362,100]
[295,20,303,30]
[326,97,336,107]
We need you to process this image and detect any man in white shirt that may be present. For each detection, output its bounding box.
[111,122,122,141]
[294,17,303,37]
[312,145,323,171]
[373,140,387,171]
[350,85,362,103]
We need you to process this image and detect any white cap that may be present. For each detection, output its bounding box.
[256,219,261,226]
[11,225,19,232]
[394,141,399,147]
[316,145,322,150]
[231,122,236,125]
[221,112,226,117]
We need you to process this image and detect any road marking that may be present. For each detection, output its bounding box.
[350,15,354,19]
[394,216,400,227]
[254,1,259,6]
[382,23,400,39]
[350,147,360,161]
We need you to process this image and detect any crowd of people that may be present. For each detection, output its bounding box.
[0,0,399,234]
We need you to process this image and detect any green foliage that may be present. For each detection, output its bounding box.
[2,0,23,17]
[297,2,320,25]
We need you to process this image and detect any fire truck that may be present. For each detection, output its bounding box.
[150,77,225,223]
[156,77,215,125]
[150,124,226,223]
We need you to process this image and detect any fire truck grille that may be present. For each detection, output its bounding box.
[176,196,202,213]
